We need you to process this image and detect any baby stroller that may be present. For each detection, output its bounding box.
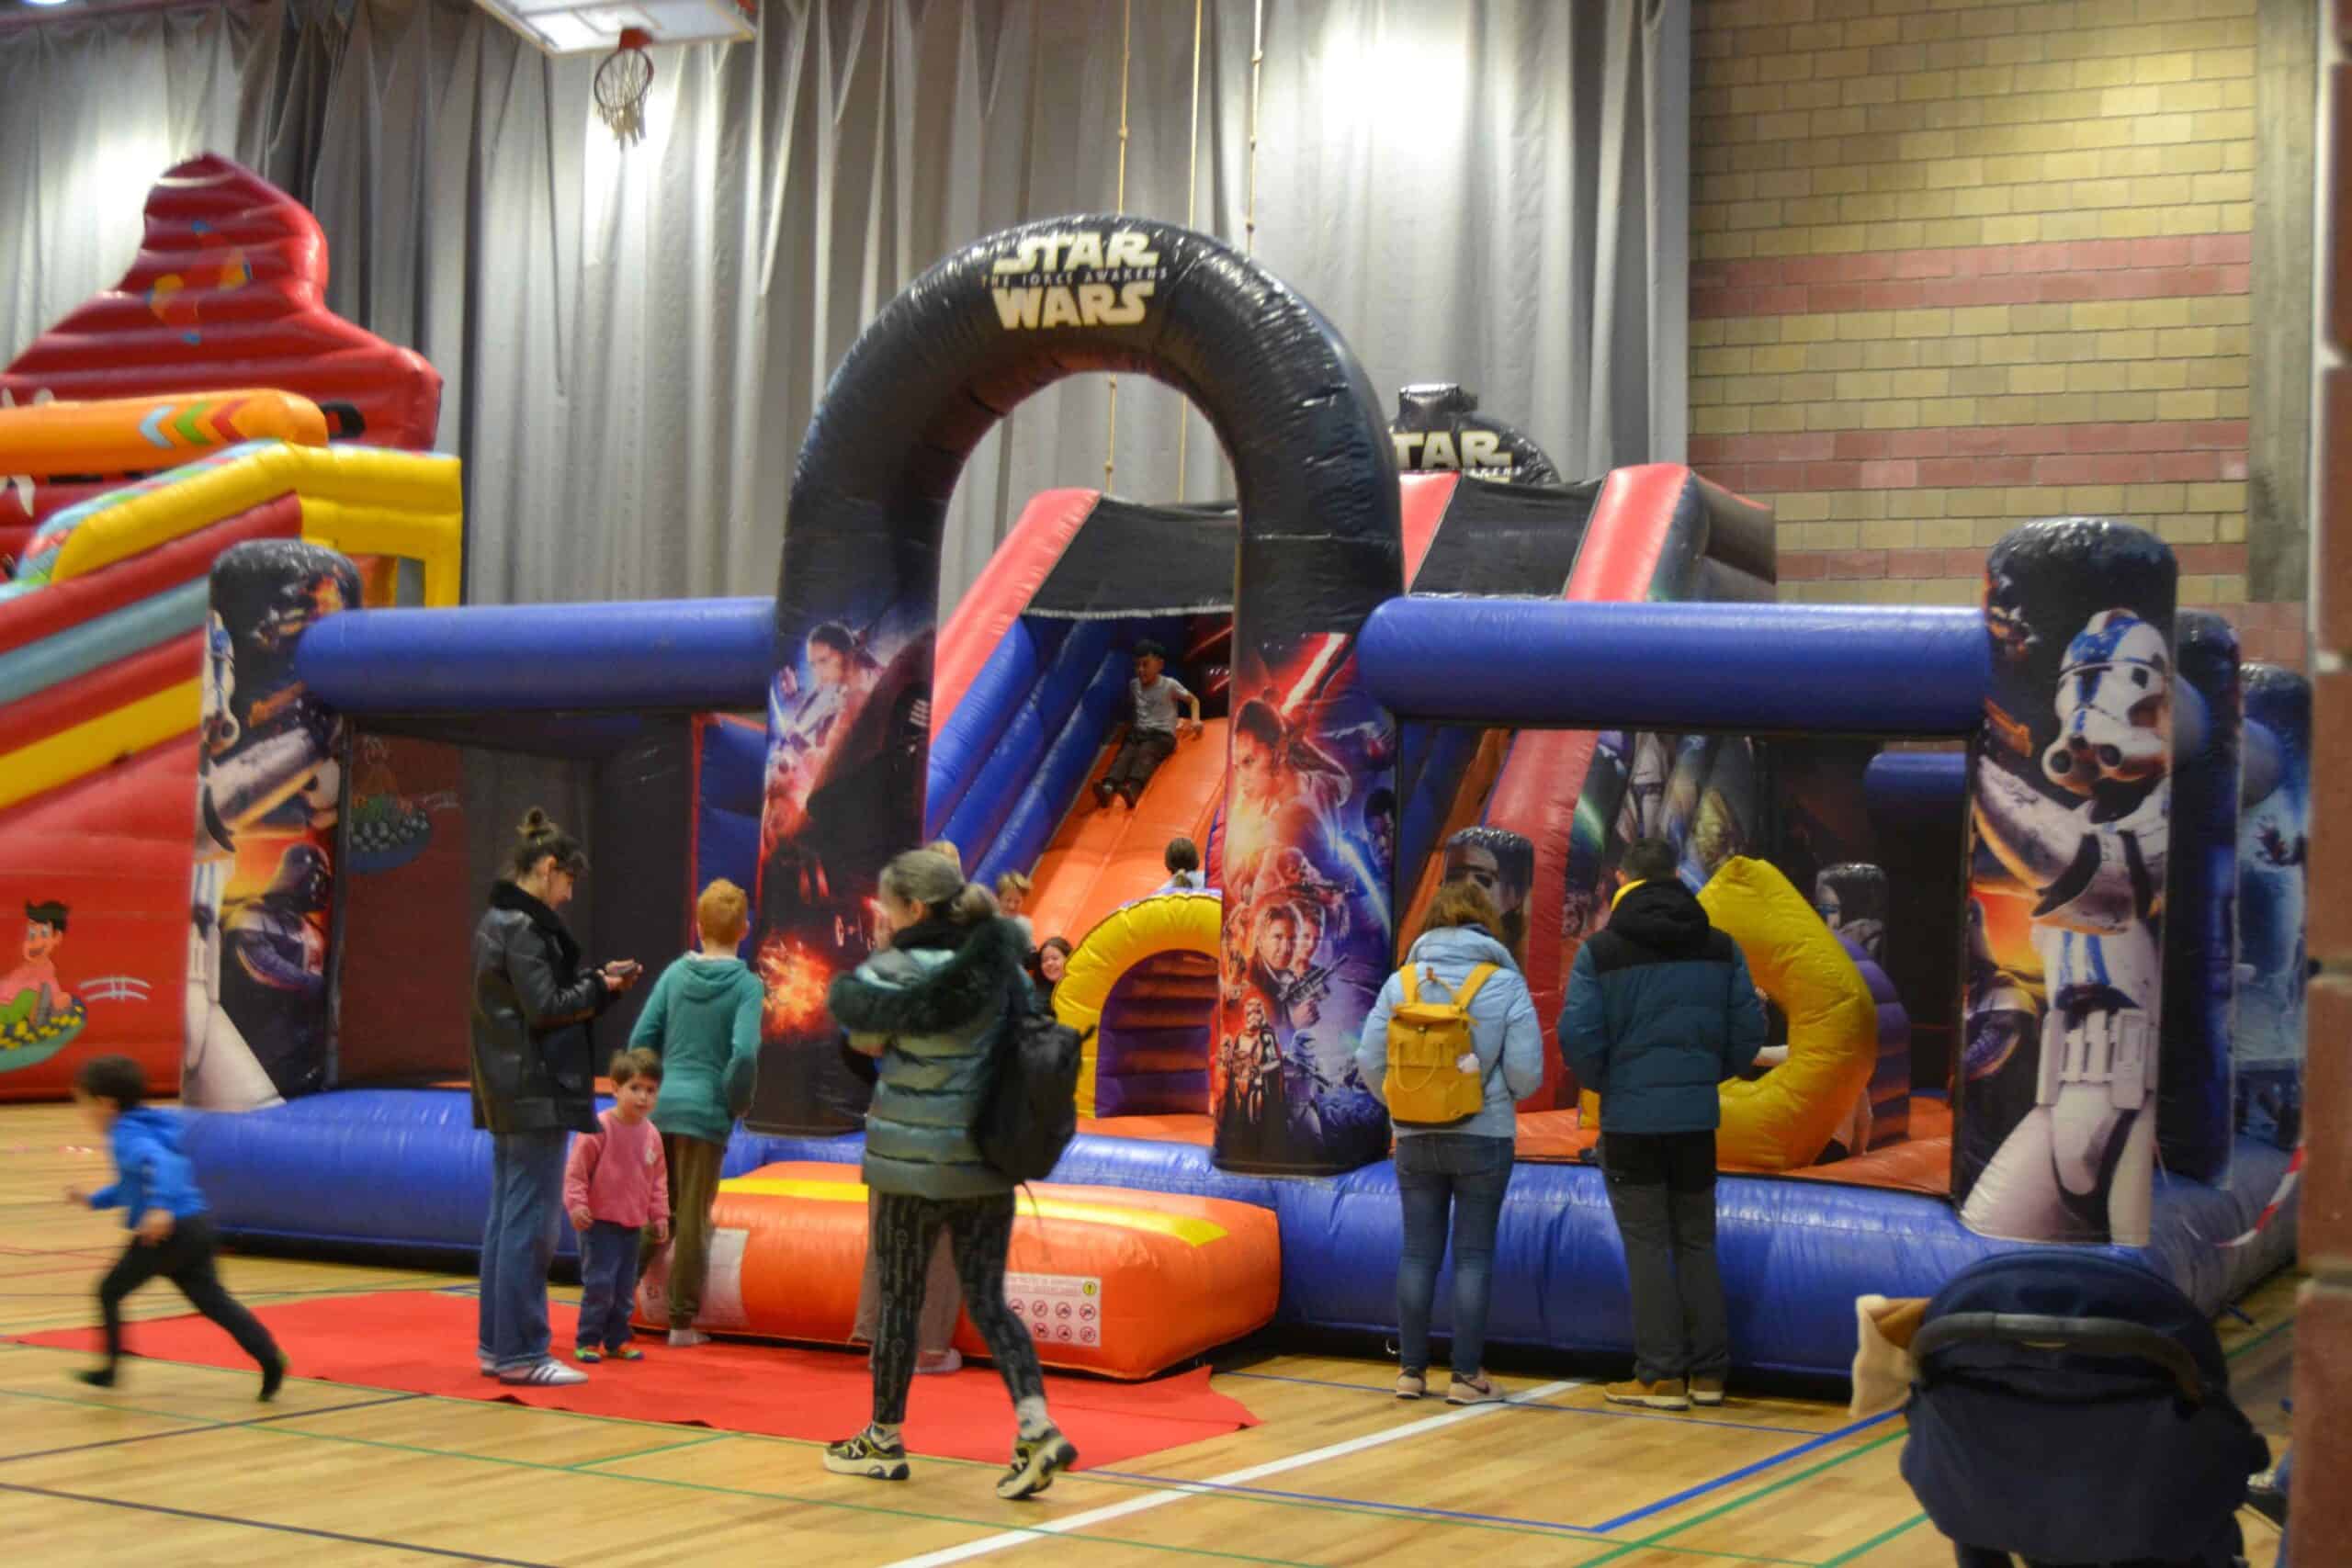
[1898,1250,2270,1568]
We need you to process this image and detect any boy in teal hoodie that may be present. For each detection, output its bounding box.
[630,879,764,1345]
[64,1055,286,1398]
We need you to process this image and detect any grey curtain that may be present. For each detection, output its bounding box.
[0,0,1686,610]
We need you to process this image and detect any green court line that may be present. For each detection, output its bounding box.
[2,1344,1883,1567]
[1572,1431,1908,1568]
[2226,1315,2294,1362]
[568,1434,727,1470]
[1817,1511,1927,1566]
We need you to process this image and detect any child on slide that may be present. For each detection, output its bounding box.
[1092,641,1203,808]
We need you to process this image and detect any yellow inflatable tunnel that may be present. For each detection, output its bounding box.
[1581,857,1878,1171]
[1055,891,1222,1120]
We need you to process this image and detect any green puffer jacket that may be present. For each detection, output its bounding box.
[828,914,1033,1200]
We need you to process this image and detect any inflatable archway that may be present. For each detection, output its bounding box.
[753,216,1403,1179]
[1053,891,1222,1121]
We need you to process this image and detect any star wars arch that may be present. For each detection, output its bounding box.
[753,216,1403,1177]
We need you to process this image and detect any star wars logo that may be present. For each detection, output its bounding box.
[1391,429,1521,479]
[989,230,1163,330]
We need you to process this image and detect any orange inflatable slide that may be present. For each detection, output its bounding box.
[633,1162,1281,1380]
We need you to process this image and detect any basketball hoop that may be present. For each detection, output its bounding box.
[594,27,655,148]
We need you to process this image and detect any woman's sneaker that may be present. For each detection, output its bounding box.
[1446,1373,1502,1405]
[825,1427,910,1481]
[501,1359,589,1387]
[1395,1371,1426,1400]
[997,1429,1079,1499]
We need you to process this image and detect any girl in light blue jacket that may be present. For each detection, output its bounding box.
[1356,880,1544,1404]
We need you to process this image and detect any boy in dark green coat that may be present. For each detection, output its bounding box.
[1562,838,1768,1412]
[629,879,763,1346]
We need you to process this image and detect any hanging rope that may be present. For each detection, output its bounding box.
[1247,0,1264,257]
[1176,0,1204,502]
[1104,0,1135,492]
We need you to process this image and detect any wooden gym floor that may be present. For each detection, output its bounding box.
[0,1101,2296,1567]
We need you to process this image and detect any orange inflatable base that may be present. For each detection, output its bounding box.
[635,1162,1281,1381]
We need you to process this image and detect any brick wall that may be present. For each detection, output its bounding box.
[1690,0,2307,667]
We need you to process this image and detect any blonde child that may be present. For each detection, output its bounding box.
[564,1049,669,1361]
[996,871,1034,946]
[629,879,764,1347]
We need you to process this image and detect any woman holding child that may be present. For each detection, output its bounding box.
[469,808,639,1388]
[824,848,1077,1499]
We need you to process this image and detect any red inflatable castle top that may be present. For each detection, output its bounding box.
[1,154,442,533]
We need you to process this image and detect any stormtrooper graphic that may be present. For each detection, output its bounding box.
[1964,608,2171,1244]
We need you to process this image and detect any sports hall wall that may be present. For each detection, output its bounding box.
[1686,0,2307,670]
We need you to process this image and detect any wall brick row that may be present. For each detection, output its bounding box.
[1702,448,2251,494]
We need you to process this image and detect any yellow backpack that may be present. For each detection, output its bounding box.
[1383,963,1500,1128]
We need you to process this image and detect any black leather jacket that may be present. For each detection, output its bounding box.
[469,881,609,1134]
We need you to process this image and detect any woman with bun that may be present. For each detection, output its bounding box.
[470,808,640,1386]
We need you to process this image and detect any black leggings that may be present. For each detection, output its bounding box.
[868,1190,1043,1426]
[98,1213,280,1371]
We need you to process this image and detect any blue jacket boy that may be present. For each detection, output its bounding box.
[86,1106,209,1229]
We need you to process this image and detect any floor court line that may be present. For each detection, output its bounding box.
[0,1479,559,1567]
[0,1391,421,1465]
[1219,1368,1827,1436]
[1586,1410,1900,1534]
[876,1378,1586,1568]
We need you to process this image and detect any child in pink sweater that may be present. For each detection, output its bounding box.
[565,1049,670,1361]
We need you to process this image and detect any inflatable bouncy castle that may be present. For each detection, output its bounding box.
[0,156,460,1104]
[164,214,2302,1382]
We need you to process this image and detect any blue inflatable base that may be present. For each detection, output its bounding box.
[182,1089,2299,1379]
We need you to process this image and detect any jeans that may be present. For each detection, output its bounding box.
[478,1128,569,1372]
[1394,1133,1513,1380]
[1103,729,1177,795]
[577,1221,644,1352]
[1600,1129,1728,1384]
[97,1213,279,1372]
[867,1191,1044,1427]
[642,1134,726,1327]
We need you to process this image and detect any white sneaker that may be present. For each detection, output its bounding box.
[914,1348,963,1376]
[668,1326,710,1348]
[500,1359,588,1387]
[478,1356,497,1377]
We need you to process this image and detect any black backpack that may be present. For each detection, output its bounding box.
[977,1009,1088,1183]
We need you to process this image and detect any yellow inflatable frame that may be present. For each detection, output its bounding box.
[1053,891,1222,1118]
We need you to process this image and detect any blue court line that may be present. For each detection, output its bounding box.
[1218,1369,1826,1437]
[1586,1409,1903,1534]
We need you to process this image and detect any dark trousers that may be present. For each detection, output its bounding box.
[97,1213,279,1372]
[1103,729,1177,794]
[867,1191,1044,1427]
[641,1134,726,1327]
[1600,1130,1728,1383]
[576,1220,643,1351]
[1394,1133,1513,1379]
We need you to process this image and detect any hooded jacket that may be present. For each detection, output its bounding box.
[1355,924,1544,1140]
[470,881,611,1136]
[1560,879,1768,1135]
[88,1107,208,1227]
[631,953,765,1146]
[827,913,1032,1201]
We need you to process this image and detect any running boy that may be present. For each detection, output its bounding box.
[64,1055,286,1397]
[1093,641,1202,807]
[565,1049,669,1362]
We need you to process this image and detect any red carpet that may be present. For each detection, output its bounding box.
[14,1290,1256,1469]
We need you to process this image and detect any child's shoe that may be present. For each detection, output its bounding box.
[668,1326,710,1348]
[996,1428,1078,1500]
[606,1347,644,1361]
[824,1427,910,1481]
[1092,780,1116,807]
[573,1347,603,1363]
[914,1348,962,1376]
[260,1353,288,1402]
[74,1368,116,1390]
[1117,784,1142,808]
